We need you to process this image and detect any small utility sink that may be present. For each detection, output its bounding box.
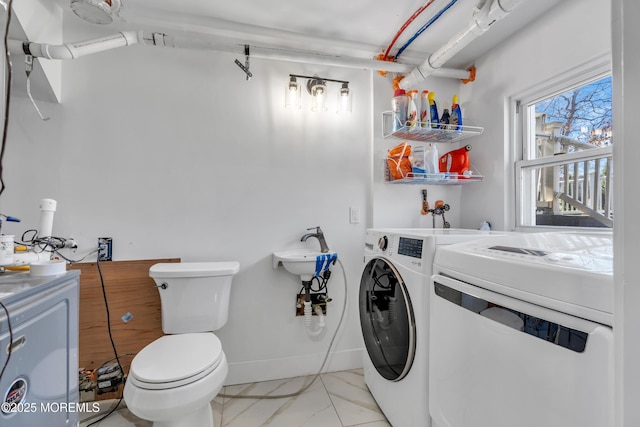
[273,249,338,281]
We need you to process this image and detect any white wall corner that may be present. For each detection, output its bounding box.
[12,0,63,103]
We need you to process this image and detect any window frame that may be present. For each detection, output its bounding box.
[512,55,613,232]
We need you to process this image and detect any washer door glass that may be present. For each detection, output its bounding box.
[359,258,416,381]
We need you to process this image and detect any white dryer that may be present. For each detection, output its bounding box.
[430,232,613,427]
[359,228,501,427]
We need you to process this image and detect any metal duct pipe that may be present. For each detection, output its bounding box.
[400,0,525,89]
[8,31,141,60]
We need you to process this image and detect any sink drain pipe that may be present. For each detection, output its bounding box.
[302,280,326,337]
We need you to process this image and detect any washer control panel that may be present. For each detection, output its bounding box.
[366,231,424,260]
[398,237,423,259]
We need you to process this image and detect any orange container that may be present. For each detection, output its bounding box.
[439,145,471,176]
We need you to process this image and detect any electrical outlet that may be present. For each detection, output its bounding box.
[98,237,113,261]
[349,206,360,224]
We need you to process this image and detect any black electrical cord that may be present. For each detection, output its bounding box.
[16,230,98,263]
[0,299,13,384]
[0,0,18,349]
[18,229,67,252]
[0,0,14,198]
[298,274,331,300]
[87,253,124,427]
[53,248,98,264]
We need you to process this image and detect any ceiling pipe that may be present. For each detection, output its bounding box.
[7,30,470,79]
[159,32,471,77]
[399,0,525,89]
[7,31,141,60]
[128,8,474,78]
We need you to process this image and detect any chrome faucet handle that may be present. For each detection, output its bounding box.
[307,226,322,234]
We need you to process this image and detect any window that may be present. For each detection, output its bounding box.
[516,72,613,229]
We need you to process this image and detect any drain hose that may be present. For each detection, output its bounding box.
[304,301,326,336]
[219,258,349,400]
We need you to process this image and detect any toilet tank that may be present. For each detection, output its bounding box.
[149,262,239,334]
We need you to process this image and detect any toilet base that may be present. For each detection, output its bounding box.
[124,353,228,427]
[152,404,214,427]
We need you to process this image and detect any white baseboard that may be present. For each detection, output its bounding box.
[225,348,363,385]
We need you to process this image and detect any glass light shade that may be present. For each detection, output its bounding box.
[310,81,327,112]
[337,83,352,115]
[285,77,302,109]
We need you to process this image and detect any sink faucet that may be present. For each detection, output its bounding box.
[300,226,330,253]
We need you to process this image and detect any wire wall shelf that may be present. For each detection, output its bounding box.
[382,111,484,143]
[383,161,484,185]
[386,172,484,185]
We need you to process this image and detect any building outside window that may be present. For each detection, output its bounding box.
[516,72,613,229]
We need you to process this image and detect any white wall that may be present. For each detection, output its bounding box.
[2,42,372,384]
[458,0,611,231]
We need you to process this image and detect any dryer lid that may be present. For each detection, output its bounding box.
[130,333,223,384]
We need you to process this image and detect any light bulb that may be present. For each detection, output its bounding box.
[310,80,327,112]
[337,83,352,115]
[285,76,301,109]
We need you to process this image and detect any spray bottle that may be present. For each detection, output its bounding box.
[391,89,408,131]
[451,94,463,131]
[428,92,439,129]
[420,90,430,127]
[407,90,419,129]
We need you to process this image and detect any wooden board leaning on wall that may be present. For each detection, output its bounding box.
[69,258,180,400]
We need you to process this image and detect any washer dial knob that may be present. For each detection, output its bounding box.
[378,236,388,251]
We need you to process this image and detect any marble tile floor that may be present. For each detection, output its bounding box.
[79,369,391,427]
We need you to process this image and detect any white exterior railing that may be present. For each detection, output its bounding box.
[517,146,613,227]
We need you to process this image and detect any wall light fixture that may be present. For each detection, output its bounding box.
[285,74,351,114]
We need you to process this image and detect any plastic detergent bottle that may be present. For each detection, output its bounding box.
[391,89,409,131]
[428,91,439,129]
[407,90,419,128]
[420,90,430,127]
[439,145,471,176]
[440,109,451,128]
[411,145,426,174]
[424,143,439,174]
[451,94,463,130]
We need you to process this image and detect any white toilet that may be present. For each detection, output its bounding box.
[123,261,239,427]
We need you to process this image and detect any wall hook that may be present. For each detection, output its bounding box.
[234,44,252,81]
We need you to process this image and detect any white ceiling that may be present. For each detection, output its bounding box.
[10,0,562,104]
[50,0,561,69]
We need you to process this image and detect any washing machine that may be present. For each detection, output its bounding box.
[430,232,613,427]
[359,228,502,427]
[0,270,80,427]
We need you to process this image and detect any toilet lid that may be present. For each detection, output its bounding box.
[130,333,223,386]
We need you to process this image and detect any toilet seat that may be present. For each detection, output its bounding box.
[129,333,223,390]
